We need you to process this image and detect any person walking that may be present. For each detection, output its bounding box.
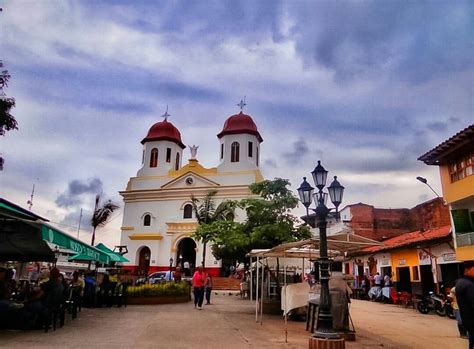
[450,286,468,339]
[192,267,206,310]
[456,260,474,349]
[205,272,213,305]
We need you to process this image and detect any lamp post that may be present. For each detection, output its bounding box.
[298,160,345,342]
[144,253,150,281]
[53,246,61,267]
[169,257,174,281]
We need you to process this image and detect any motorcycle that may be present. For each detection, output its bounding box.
[416,291,454,317]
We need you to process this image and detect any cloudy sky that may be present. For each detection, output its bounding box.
[0,1,472,248]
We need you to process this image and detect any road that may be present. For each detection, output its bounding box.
[0,294,467,348]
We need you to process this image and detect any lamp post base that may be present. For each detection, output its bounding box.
[309,337,345,349]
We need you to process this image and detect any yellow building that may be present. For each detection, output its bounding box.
[418,124,474,261]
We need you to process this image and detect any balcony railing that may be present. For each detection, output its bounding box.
[456,231,474,247]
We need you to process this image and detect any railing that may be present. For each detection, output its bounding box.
[456,231,474,247]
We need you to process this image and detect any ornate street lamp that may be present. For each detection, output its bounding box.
[298,161,345,342]
[297,177,314,225]
[169,257,174,281]
[144,253,150,281]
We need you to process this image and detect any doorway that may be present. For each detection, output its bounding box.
[397,267,412,293]
[177,237,196,276]
[420,265,435,295]
[138,246,151,277]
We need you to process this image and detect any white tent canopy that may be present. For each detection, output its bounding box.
[246,232,383,339]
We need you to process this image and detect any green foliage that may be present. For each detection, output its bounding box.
[127,282,190,297]
[0,61,17,136]
[190,190,236,266]
[195,178,311,263]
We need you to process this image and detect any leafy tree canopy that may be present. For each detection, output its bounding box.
[0,61,17,136]
[195,178,310,263]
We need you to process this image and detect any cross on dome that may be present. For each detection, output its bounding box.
[236,96,246,112]
[161,105,171,121]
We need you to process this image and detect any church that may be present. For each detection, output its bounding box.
[119,107,264,277]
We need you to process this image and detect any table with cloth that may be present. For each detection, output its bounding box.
[281,283,311,316]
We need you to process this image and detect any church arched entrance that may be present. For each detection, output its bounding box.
[177,238,196,277]
[137,246,151,277]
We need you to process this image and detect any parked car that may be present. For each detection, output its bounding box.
[149,271,170,284]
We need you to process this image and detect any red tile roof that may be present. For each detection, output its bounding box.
[362,225,452,253]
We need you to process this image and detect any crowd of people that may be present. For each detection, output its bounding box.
[0,265,85,330]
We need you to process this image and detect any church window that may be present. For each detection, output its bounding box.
[143,214,151,226]
[220,144,224,160]
[183,204,193,219]
[175,153,180,170]
[150,148,158,168]
[142,150,145,164]
[248,141,253,157]
[166,148,172,163]
[231,142,240,162]
[256,146,259,166]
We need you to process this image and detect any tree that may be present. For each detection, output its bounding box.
[190,190,236,268]
[196,178,311,264]
[0,61,17,136]
[90,194,119,246]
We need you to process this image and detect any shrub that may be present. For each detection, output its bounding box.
[127,282,190,297]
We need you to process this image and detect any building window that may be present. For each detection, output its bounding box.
[142,150,145,164]
[220,144,224,160]
[166,148,172,163]
[449,153,474,182]
[175,153,180,171]
[248,141,253,157]
[256,146,259,166]
[143,214,151,226]
[150,148,158,168]
[231,142,240,162]
[183,204,193,219]
[412,266,419,281]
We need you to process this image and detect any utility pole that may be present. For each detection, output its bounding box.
[27,184,35,211]
[77,208,83,239]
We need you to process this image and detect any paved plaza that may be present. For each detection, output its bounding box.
[0,295,467,349]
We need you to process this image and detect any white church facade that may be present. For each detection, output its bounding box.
[119,109,264,277]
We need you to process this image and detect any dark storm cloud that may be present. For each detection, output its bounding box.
[288,2,472,83]
[13,62,224,113]
[282,138,310,165]
[426,121,448,132]
[55,178,103,208]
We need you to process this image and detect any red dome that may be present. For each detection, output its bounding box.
[217,112,263,142]
[141,120,186,148]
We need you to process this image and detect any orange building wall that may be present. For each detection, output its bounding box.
[439,165,474,204]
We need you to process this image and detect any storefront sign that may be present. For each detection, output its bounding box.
[441,253,456,262]
[380,259,390,266]
[398,259,406,266]
[418,249,432,265]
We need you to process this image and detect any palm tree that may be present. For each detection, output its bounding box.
[90,194,119,246]
[191,190,235,268]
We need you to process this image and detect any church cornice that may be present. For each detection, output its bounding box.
[119,185,256,202]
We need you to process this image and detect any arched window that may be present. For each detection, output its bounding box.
[183,204,193,219]
[175,153,180,171]
[150,148,158,168]
[143,214,151,226]
[231,142,240,163]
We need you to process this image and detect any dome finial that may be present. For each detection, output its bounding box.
[236,96,246,112]
[161,105,171,121]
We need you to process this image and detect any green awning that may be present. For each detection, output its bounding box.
[40,224,110,264]
[95,243,129,263]
[68,253,98,262]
